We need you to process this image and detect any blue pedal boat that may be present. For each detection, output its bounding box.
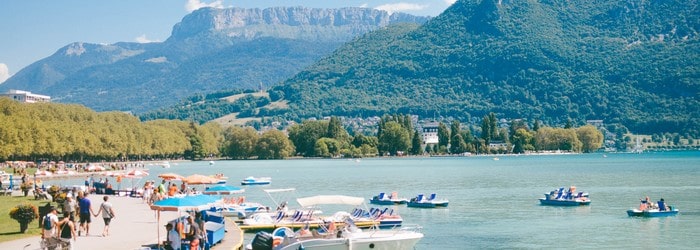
[407,193,449,208]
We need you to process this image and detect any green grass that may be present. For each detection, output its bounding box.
[0,194,55,242]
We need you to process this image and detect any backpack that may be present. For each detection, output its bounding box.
[43,215,53,230]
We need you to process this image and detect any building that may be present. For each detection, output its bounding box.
[1,90,51,103]
[421,122,439,144]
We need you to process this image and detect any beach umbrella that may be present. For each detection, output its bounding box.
[150,195,220,248]
[158,173,184,181]
[123,169,148,190]
[203,185,245,195]
[183,174,219,185]
[150,195,218,211]
[125,169,149,178]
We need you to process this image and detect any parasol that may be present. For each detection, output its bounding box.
[183,174,219,185]
[158,173,184,181]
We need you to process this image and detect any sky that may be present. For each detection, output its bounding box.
[0,0,456,84]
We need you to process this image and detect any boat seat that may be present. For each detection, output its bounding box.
[427,193,437,201]
[658,201,666,211]
[274,210,285,223]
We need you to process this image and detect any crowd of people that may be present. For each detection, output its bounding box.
[40,191,116,250]
[143,179,198,205]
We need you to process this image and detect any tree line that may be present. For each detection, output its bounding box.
[0,99,603,162]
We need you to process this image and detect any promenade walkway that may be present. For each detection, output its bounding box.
[0,194,180,250]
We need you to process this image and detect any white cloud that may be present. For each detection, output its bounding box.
[145,57,168,63]
[444,0,457,5]
[0,63,10,84]
[375,2,428,14]
[135,34,159,43]
[185,0,224,13]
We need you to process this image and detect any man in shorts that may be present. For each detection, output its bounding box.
[41,207,60,249]
[78,192,95,236]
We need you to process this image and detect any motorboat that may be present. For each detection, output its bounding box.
[369,192,409,205]
[407,193,449,208]
[539,186,591,206]
[241,176,271,185]
[245,195,423,250]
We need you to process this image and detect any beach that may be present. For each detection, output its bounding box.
[0,194,180,250]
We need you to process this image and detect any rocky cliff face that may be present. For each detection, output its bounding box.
[170,7,429,41]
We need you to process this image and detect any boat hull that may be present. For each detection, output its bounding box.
[277,230,423,250]
[406,201,449,208]
[241,181,271,185]
[539,198,591,206]
[369,198,408,205]
[627,209,679,217]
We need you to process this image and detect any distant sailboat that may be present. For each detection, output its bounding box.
[209,161,215,166]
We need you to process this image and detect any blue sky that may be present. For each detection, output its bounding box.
[0,0,456,83]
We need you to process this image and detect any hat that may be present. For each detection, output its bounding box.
[165,223,173,227]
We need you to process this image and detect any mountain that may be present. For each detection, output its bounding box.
[268,0,699,136]
[0,7,428,113]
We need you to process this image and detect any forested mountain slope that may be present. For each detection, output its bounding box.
[272,0,699,135]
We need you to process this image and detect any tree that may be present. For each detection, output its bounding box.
[255,130,295,159]
[222,126,258,159]
[450,121,462,154]
[315,138,341,157]
[512,128,534,154]
[410,130,423,155]
[481,115,491,145]
[184,134,205,160]
[288,120,328,157]
[378,121,411,156]
[576,125,604,152]
[451,133,466,154]
[532,119,540,131]
[488,112,498,140]
[437,122,450,148]
[564,118,573,129]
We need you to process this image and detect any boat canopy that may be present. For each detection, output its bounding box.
[297,195,365,207]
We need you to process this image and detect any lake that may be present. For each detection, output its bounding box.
[114,151,700,248]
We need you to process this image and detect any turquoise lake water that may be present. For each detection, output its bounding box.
[114,151,700,249]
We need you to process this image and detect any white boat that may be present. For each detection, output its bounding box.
[245,195,424,250]
[241,176,271,185]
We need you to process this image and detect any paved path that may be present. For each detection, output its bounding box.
[0,195,180,250]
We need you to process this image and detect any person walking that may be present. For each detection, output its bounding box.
[41,207,60,250]
[78,192,95,236]
[94,195,115,237]
[58,211,77,249]
[63,196,77,222]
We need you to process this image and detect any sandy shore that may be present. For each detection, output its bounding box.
[0,194,180,250]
